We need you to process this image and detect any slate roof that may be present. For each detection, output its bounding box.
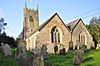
[66,18,81,32]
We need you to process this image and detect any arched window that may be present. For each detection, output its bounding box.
[29,16,34,22]
[51,26,60,43]
[79,32,85,44]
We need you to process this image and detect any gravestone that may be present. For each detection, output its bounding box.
[41,44,49,60]
[96,44,100,49]
[32,47,41,54]
[59,48,66,55]
[16,44,44,66]
[33,54,44,66]
[16,45,33,66]
[16,45,26,59]
[1,42,4,52]
[73,47,84,66]
[80,44,87,53]
[54,45,58,55]
[2,44,12,56]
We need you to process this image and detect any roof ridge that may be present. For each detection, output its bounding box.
[66,18,81,32]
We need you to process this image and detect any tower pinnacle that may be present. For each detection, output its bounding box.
[24,0,27,8]
[36,0,39,14]
[36,0,38,9]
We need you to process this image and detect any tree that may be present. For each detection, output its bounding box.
[90,16,100,24]
[0,18,7,34]
[86,16,100,48]
[0,33,17,47]
[0,18,17,47]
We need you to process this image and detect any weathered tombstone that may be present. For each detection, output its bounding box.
[41,44,48,60]
[1,42,4,52]
[96,44,100,49]
[39,55,44,66]
[16,45,26,59]
[16,44,44,66]
[80,44,87,53]
[16,45,33,66]
[33,54,44,66]
[54,45,58,55]
[2,43,12,56]
[73,47,84,66]
[33,47,41,54]
[59,48,66,55]
[16,45,25,66]
[1,42,4,46]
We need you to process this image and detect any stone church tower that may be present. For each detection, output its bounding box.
[23,1,39,39]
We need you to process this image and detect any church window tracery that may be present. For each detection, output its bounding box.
[51,26,60,43]
[79,32,85,44]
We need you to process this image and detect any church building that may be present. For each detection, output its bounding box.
[20,1,94,53]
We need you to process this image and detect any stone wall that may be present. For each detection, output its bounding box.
[36,15,71,53]
[25,14,94,53]
[72,20,94,49]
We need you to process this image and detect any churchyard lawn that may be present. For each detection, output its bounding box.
[0,49,100,66]
[47,49,100,66]
[0,48,17,66]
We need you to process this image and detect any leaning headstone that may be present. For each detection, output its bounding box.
[73,47,84,66]
[3,44,12,56]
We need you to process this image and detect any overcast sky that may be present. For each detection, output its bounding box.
[0,0,100,38]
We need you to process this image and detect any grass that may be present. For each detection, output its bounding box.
[0,48,33,66]
[81,49,100,66]
[47,49,100,66]
[47,50,74,66]
[0,48,17,66]
[0,48,100,66]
